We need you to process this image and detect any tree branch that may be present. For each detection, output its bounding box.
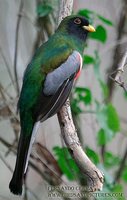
[14,0,25,96]
[109,50,127,92]
[57,0,74,25]
[0,152,13,173]
[57,0,104,192]
[0,47,15,91]
[107,0,127,99]
[115,145,127,182]
[58,100,104,191]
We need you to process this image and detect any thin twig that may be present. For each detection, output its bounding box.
[18,11,36,26]
[0,137,13,149]
[5,138,18,157]
[0,139,71,200]
[115,145,127,182]
[109,50,127,92]
[0,137,48,179]
[107,0,127,99]
[0,152,13,173]
[0,136,66,188]
[14,0,25,95]
[0,84,19,121]
[32,147,65,186]
[0,47,15,91]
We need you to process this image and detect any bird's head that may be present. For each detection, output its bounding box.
[57,15,95,41]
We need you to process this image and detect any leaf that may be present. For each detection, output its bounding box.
[93,51,101,79]
[106,103,120,132]
[97,128,107,145]
[71,98,82,115]
[83,55,95,65]
[53,146,79,180]
[71,87,92,115]
[78,9,113,28]
[75,87,92,105]
[99,79,109,99]
[78,9,94,21]
[111,184,125,200]
[97,15,113,26]
[90,25,107,43]
[96,106,113,143]
[96,103,120,145]
[124,91,127,99]
[122,168,127,182]
[96,106,107,131]
[85,147,100,164]
[37,4,53,17]
[58,158,74,180]
[104,151,120,168]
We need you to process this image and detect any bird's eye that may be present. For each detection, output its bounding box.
[74,18,81,25]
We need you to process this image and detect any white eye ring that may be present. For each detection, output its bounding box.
[74,18,81,25]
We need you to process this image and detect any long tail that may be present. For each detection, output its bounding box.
[9,122,40,195]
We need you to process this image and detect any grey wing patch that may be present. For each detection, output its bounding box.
[43,50,82,96]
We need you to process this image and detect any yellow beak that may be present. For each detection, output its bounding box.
[83,25,96,32]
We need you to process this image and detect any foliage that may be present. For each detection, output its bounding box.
[78,9,113,44]
[90,25,107,43]
[85,147,100,165]
[103,151,120,168]
[96,103,120,145]
[122,168,127,183]
[78,9,113,26]
[53,146,80,180]
[83,55,95,65]
[37,4,53,17]
[52,8,126,199]
[71,87,92,115]
[53,146,100,180]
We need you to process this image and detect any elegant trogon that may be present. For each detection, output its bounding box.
[9,15,95,195]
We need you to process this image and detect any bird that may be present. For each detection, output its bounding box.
[9,15,95,195]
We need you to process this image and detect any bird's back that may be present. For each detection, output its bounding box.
[18,34,73,129]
